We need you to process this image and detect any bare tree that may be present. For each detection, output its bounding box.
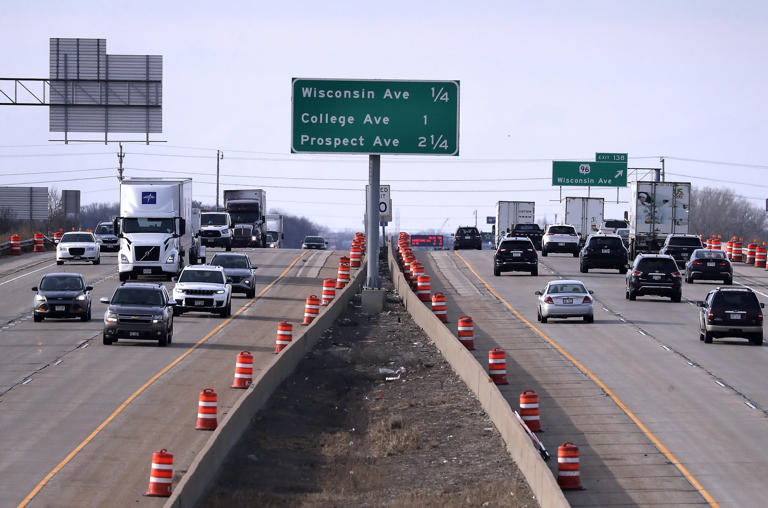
[690,187,768,240]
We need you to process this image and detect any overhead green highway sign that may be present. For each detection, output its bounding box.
[596,152,628,162]
[291,78,460,155]
[552,161,628,187]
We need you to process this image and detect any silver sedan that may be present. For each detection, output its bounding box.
[536,280,594,323]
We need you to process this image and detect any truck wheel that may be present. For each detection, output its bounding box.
[531,267,538,276]
[119,272,129,282]
[56,260,64,265]
[750,333,763,346]
[34,313,43,322]
[226,241,232,252]
[158,333,168,347]
[704,331,713,344]
[628,290,636,301]
[671,291,682,303]
[93,258,100,265]
[247,288,256,299]
[573,250,579,258]
[493,267,500,276]
[103,334,113,345]
[541,248,548,257]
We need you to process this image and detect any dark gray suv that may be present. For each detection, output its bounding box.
[101,283,175,347]
[210,253,257,298]
[32,273,93,322]
[698,287,764,345]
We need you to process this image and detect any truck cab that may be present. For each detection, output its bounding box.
[199,212,233,251]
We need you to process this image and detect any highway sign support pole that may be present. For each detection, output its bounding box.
[216,150,223,210]
[366,154,381,288]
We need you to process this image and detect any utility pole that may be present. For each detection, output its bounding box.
[474,209,477,228]
[660,156,666,182]
[216,150,224,210]
[117,142,125,181]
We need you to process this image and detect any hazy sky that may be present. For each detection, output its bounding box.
[1,1,767,233]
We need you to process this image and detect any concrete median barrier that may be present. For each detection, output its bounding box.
[165,258,367,508]
[387,243,569,508]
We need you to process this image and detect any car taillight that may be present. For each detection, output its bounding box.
[499,248,507,252]
[718,261,729,266]
[582,296,592,304]
[526,248,533,252]
[672,271,681,277]
[544,296,554,303]
[707,310,714,321]
[569,233,577,236]
[631,270,642,275]
[758,312,763,324]
[545,232,553,236]
[692,260,703,265]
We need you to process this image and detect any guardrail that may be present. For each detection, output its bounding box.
[0,235,55,256]
[165,255,368,507]
[387,240,569,508]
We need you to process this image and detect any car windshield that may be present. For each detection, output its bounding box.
[712,291,759,309]
[179,270,225,284]
[693,250,727,260]
[202,213,228,226]
[112,288,163,306]
[305,237,324,243]
[514,224,540,231]
[61,233,94,243]
[669,237,702,247]
[211,255,250,269]
[457,228,479,235]
[548,226,575,234]
[603,220,627,228]
[94,224,114,235]
[266,232,276,242]
[589,237,623,248]
[499,240,531,250]
[122,218,175,234]
[229,211,260,223]
[617,229,629,239]
[637,258,678,272]
[547,283,586,294]
[40,276,84,291]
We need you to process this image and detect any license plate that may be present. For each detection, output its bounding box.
[143,269,152,275]
[130,331,140,337]
[512,251,521,257]
[653,275,661,280]
[730,314,742,320]
[464,236,471,239]
[682,253,689,258]
[558,242,565,246]
[73,256,81,260]
[195,300,205,306]
[602,249,610,253]
[562,297,573,304]
[707,262,715,267]
[55,305,65,311]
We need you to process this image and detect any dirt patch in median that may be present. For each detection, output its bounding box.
[201,266,537,507]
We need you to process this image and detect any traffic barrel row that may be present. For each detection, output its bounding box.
[33,232,44,252]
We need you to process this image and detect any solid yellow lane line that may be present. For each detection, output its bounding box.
[454,251,720,508]
[18,250,308,508]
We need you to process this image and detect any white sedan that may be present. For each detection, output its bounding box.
[56,232,100,265]
[536,280,593,323]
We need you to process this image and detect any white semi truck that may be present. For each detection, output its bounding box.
[495,201,535,245]
[564,197,605,242]
[115,178,203,281]
[628,181,691,258]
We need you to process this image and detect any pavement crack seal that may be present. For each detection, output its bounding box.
[17,250,308,508]
[454,251,721,508]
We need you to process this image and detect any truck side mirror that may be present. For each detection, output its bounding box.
[281,233,285,239]
[113,218,120,236]
[179,219,186,236]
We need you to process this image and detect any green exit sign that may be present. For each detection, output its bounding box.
[596,152,628,162]
[291,78,459,155]
[552,161,628,187]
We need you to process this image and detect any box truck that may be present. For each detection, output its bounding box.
[495,201,535,244]
[564,197,605,243]
[115,178,203,281]
[628,181,691,258]
[223,189,267,248]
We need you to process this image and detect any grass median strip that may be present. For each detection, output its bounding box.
[454,251,720,508]
[18,251,307,508]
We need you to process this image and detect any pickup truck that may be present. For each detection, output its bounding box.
[510,223,544,250]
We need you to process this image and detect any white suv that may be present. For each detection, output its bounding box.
[542,224,580,257]
[172,265,232,317]
[56,232,101,265]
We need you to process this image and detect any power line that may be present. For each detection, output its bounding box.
[1,175,116,185]
[0,167,114,177]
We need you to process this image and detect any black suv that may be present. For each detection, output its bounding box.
[32,273,93,322]
[698,287,764,345]
[101,283,176,346]
[659,234,704,267]
[685,249,732,284]
[494,237,538,276]
[626,254,682,302]
[453,226,482,250]
[579,234,628,273]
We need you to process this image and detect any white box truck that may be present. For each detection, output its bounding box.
[223,189,267,247]
[628,181,691,258]
[115,178,202,281]
[564,197,605,242]
[200,211,233,251]
[495,201,535,244]
[265,213,284,248]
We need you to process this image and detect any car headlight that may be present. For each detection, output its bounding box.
[96,238,103,244]
[76,294,87,301]
[166,254,175,263]
[222,229,230,236]
[35,294,47,303]
[152,314,165,324]
[120,253,129,263]
[251,236,257,241]
[302,244,308,249]
[215,289,225,294]
[243,279,251,285]
[105,311,118,323]
[173,287,184,295]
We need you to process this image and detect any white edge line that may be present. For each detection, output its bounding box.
[0,262,57,287]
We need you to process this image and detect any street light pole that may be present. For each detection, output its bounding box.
[216,150,224,210]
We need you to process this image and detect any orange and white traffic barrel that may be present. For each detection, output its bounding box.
[557,442,582,489]
[53,231,62,244]
[302,295,320,325]
[416,275,431,302]
[33,232,44,252]
[431,293,448,323]
[725,240,733,259]
[457,316,474,349]
[732,239,743,263]
[705,237,711,249]
[232,351,253,388]
[349,244,362,268]
[146,449,173,497]
[747,241,757,265]
[488,348,508,384]
[757,244,767,268]
[410,263,424,290]
[274,322,292,353]
[519,390,541,432]
[195,388,218,430]
[336,257,351,289]
[403,256,413,282]
[10,234,21,255]
[711,237,721,250]
[321,278,336,306]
